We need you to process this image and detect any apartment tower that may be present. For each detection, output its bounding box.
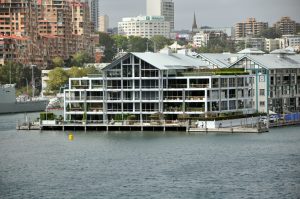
[147,0,174,30]
[274,16,296,35]
[98,15,109,33]
[235,18,268,38]
[88,0,99,32]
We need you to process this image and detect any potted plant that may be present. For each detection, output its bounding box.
[127,115,136,125]
[82,112,87,125]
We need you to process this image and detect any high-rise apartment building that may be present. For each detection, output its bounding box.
[118,16,170,39]
[88,0,99,32]
[147,0,174,30]
[235,18,268,38]
[0,0,94,68]
[274,16,296,35]
[98,15,109,33]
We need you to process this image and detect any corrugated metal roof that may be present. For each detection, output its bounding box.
[132,52,209,70]
[238,48,265,54]
[198,53,242,68]
[247,54,300,69]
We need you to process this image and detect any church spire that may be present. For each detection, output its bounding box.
[192,12,198,32]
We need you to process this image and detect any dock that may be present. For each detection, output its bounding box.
[188,127,268,133]
[16,120,268,133]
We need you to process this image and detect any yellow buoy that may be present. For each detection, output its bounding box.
[68,133,74,141]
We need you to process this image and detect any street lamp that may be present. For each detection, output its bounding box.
[31,64,36,98]
[21,77,29,95]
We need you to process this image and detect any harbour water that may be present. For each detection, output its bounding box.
[0,113,300,198]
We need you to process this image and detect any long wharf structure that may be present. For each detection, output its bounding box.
[63,49,255,124]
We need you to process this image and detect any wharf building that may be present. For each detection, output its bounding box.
[195,49,300,113]
[63,48,254,123]
[230,49,300,113]
[118,16,170,39]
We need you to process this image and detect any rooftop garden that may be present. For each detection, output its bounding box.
[179,68,249,76]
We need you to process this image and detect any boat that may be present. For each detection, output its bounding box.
[0,84,49,114]
[47,96,64,110]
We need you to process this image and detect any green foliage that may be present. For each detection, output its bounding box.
[112,35,129,52]
[114,114,123,121]
[234,41,251,52]
[150,35,172,52]
[52,57,64,68]
[67,67,86,78]
[40,112,55,121]
[82,112,87,121]
[71,51,93,67]
[258,27,281,39]
[0,62,40,93]
[127,115,136,120]
[47,67,69,93]
[128,36,148,52]
[99,32,116,62]
[85,66,102,75]
[0,62,22,85]
[196,38,235,53]
[47,66,100,94]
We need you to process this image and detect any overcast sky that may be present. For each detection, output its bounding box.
[100,0,300,30]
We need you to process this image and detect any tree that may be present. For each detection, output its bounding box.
[71,51,93,67]
[150,35,172,52]
[99,32,116,62]
[47,67,69,93]
[84,66,101,75]
[67,67,86,78]
[128,36,148,52]
[259,27,281,39]
[195,38,235,53]
[52,56,64,68]
[0,62,29,88]
[112,35,128,52]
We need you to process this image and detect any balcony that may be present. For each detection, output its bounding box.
[186,108,204,112]
[189,84,209,88]
[164,96,182,101]
[186,96,205,101]
[167,84,187,89]
[164,107,183,112]
[71,85,89,89]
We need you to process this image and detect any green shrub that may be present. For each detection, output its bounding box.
[40,112,55,121]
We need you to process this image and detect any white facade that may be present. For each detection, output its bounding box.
[264,39,280,52]
[193,32,210,47]
[98,15,109,32]
[230,53,300,113]
[63,51,254,123]
[118,16,170,39]
[280,35,300,50]
[147,0,174,30]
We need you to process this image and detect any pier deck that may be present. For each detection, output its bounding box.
[17,122,268,133]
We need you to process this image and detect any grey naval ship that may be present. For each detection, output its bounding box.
[0,84,49,114]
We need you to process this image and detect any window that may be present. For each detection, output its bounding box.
[260,101,265,107]
[259,89,265,96]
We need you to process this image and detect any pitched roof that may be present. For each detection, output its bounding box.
[197,53,242,68]
[132,52,209,70]
[231,54,300,69]
[238,48,265,54]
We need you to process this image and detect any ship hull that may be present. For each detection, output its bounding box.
[0,100,49,114]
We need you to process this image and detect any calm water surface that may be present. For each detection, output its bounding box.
[0,113,300,199]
